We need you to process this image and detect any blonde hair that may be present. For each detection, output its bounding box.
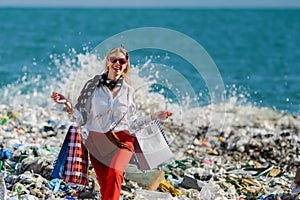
[104,47,130,84]
[74,47,130,125]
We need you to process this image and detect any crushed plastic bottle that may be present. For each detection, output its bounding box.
[199,182,224,200]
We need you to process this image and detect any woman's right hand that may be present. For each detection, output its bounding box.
[151,111,173,121]
[51,92,68,104]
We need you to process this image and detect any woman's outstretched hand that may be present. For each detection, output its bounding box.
[51,92,73,114]
[151,111,173,121]
[51,92,68,104]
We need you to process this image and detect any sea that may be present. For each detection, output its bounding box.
[0,8,299,118]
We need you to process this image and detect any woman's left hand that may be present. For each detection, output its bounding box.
[151,111,173,121]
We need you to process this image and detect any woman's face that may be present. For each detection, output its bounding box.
[107,50,127,79]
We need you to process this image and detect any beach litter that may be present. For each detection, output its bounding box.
[1,104,300,199]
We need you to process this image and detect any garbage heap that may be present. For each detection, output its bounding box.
[1,104,300,200]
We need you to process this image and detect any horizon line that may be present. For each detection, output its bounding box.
[0,5,300,9]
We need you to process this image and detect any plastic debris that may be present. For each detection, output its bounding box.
[0,103,300,199]
[125,164,165,191]
[158,179,181,196]
[179,175,204,190]
[0,173,7,200]
[0,116,8,125]
[135,189,173,200]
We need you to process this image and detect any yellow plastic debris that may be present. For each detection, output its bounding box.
[158,179,182,196]
[0,116,8,125]
[218,137,225,142]
[270,168,281,177]
[206,149,218,155]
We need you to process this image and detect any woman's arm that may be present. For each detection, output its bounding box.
[151,111,172,120]
[51,91,86,125]
[126,88,172,131]
[51,92,74,114]
[128,109,172,132]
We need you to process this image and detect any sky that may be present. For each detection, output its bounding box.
[0,0,300,8]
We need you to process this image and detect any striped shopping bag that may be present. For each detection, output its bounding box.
[52,126,89,186]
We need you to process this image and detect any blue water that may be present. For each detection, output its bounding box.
[0,8,299,115]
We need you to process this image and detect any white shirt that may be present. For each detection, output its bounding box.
[72,82,152,134]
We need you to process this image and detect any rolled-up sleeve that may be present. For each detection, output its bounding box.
[71,109,84,126]
[126,98,153,132]
[71,95,92,126]
[129,115,152,132]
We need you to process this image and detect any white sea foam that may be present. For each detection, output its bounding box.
[0,51,288,135]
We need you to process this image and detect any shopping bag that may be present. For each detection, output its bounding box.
[58,126,89,185]
[134,120,174,171]
[51,126,72,179]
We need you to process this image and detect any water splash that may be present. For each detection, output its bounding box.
[0,49,285,134]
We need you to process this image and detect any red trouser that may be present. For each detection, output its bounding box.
[89,130,134,200]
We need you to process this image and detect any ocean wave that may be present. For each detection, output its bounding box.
[1,51,297,136]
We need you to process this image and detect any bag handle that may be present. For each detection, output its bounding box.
[105,87,134,153]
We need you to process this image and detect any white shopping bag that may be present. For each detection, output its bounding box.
[134,120,174,170]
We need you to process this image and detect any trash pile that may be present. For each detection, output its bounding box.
[1,103,300,200]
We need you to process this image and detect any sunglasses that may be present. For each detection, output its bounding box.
[109,57,127,64]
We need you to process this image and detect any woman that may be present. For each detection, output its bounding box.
[51,47,172,200]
